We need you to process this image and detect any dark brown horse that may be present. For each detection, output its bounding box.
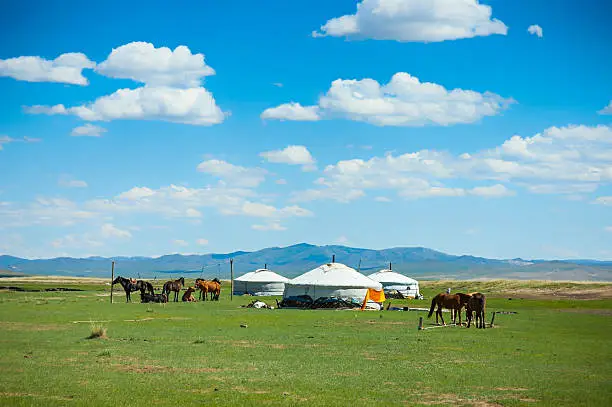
[466,292,486,329]
[427,292,472,325]
[112,276,154,303]
[162,277,185,302]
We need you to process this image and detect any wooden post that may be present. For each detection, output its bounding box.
[230,259,234,302]
[418,317,423,330]
[110,261,115,304]
[490,311,496,327]
[332,254,335,263]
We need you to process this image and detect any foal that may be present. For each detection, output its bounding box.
[182,287,197,302]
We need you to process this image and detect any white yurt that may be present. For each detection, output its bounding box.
[367,264,420,298]
[233,267,289,296]
[283,260,382,302]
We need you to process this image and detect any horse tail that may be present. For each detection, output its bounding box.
[146,282,154,295]
[427,297,436,318]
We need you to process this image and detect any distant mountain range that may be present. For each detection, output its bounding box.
[1,243,611,281]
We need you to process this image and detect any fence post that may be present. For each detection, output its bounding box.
[230,259,234,302]
[110,261,115,304]
[490,311,496,327]
[418,317,423,330]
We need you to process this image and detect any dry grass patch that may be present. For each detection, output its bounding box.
[86,323,107,339]
[0,392,74,401]
[232,386,269,394]
[494,387,529,391]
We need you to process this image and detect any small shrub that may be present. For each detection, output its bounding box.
[97,350,111,357]
[87,323,107,340]
[193,337,206,344]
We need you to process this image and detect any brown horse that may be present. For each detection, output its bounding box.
[466,292,486,329]
[182,287,197,302]
[195,278,221,301]
[427,293,472,325]
[162,277,185,302]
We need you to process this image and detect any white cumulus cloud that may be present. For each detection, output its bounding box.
[527,24,543,38]
[261,102,320,121]
[598,101,612,115]
[95,42,215,87]
[196,238,209,246]
[23,42,225,126]
[263,73,513,127]
[260,145,316,171]
[292,124,612,202]
[313,0,508,42]
[71,123,106,137]
[27,86,225,126]
[0,52,95,85]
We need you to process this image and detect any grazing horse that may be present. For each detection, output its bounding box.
[195,278,221,301]
[427,292,472,325]
[466,292,486,329]
[182,287,197,302]
[162,277,185,302]
[112,276,155,303]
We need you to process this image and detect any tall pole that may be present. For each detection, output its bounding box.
[110,261,115,304]
[230,259,234,302]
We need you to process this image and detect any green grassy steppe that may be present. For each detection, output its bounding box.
[0,279,610,406]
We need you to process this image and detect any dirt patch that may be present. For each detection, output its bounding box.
[416,393,504,407]
[495,387,528,391]
[0,392,74,401]
[232,386,269,394]
[0,321,67,331]
[500,287,612,300]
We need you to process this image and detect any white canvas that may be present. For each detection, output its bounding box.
[367,269,420,298]
[233,268,289,296]
[284,262,382,301]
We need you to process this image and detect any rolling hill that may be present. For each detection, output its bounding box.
[1,243,611,281]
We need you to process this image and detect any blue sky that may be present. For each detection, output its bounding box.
[1,0,611,260]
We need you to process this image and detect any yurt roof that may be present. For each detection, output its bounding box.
[367,269,419,285]
[234,268,289,283]
[288,262,382,289]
